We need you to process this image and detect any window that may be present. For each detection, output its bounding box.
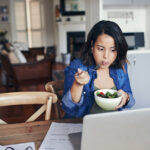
[15,0,28,44]
[15,0,44,47]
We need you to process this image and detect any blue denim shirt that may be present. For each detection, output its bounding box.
[62,59,135,118]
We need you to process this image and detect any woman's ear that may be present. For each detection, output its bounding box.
[91,41,93,53]
[91,47,93,53]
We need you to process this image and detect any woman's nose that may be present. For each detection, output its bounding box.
[103,51,109,59]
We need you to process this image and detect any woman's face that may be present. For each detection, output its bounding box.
[92,33,117,69]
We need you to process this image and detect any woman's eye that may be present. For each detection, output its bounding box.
[111,49,116,52]
[97,47,104,51]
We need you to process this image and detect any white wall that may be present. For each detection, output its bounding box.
[0,0,12,42]
[103,6,146,32]
[85,0,103,35]
[53,0,86,62]
[43,0,54,46]
[145,6,150,49]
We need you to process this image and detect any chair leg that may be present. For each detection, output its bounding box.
[54,102,61,119]
[45,96,52,120]
[6,76,9,92]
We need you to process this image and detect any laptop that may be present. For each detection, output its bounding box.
[80,108,150,150]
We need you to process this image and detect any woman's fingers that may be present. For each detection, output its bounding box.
[75,68,90,85]
[115,97,126,110]
[75,68,83,77]
[114,89,129,110]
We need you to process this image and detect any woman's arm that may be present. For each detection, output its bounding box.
[61,59,89,117]
[71,68,90,103]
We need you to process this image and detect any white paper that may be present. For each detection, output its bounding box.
[1,142,35,150]
[39,122,82,150]
[0,145,3,150]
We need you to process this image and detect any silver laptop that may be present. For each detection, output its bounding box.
[81,108,150,150]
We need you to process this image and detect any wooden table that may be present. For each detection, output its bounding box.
[0,119,82,150]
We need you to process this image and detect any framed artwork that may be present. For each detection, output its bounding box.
[0,6,9,14]
[60,0,85,16]
[1,15,8,22]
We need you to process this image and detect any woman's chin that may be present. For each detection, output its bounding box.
[100,65,109,69]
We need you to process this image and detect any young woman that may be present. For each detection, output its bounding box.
[62,20,135,118]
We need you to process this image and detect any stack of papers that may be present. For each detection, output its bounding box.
[39,122,83,150]
[0,142,35,150]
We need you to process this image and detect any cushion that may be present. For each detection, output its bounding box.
[14,49,27,63]
[1,49,20,64]
[8,51,20,64]
[36,55,45,61]
[1,49,9,55]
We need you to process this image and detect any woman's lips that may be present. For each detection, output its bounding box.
[101,61,109,66]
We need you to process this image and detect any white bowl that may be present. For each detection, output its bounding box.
[94,89,122,111]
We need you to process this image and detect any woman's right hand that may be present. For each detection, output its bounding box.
[74,68,90,85]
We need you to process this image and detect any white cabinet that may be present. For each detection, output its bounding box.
[127,51,150,109]
[133,0,150,5]
[103,0,150,6]
[103,0,132,5]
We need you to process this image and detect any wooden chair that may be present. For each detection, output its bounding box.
[45,80,65,119]
[0,91,57,124]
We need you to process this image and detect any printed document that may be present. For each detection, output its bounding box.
[1,142,35,150]
[39,122,82,150]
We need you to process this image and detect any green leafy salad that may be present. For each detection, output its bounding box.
[96,91,119,98]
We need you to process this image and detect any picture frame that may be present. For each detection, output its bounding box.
[1,15,8,22]
[0,6,9,14]
[60,0,85,16]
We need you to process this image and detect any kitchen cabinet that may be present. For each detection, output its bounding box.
[127,51,150,109]
[103,0,132,5]
[132,0,150,5]
[103,0,150,6]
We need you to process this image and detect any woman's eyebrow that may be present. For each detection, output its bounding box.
[110,46,115,48]
[96,45,115,48]
[96,45,104,48]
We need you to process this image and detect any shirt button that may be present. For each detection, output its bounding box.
[83,91,86,94]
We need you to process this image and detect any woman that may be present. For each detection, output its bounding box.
[62,20,135,118]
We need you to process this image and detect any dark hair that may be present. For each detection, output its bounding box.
[80,20,128,69]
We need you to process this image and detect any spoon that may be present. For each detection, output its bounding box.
[75,64,100,77]
[89,64,100,71]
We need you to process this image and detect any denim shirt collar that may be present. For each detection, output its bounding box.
[88,66,123,91]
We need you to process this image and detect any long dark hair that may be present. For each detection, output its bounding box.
[80,20,128,69]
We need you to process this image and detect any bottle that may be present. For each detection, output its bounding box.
[55,5,61,22]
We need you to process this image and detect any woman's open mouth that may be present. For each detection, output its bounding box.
[101,61,109,66]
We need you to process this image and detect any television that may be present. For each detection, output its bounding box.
[123,32,145,50]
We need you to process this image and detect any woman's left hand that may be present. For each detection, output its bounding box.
[114,89,129,110]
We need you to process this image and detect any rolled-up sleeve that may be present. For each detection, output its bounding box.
[62,89,85,113]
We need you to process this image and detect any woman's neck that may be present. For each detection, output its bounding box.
[97,67,109,75]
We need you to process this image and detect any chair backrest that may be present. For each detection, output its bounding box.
[45,80,65,119]
[0,91,57,124]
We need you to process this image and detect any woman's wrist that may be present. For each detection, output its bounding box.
[74,79,85,86]
[71,80,84,103]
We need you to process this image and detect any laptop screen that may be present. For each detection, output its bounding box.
[81,108,150,150]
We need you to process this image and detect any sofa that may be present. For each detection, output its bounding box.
[0,47,55,92]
